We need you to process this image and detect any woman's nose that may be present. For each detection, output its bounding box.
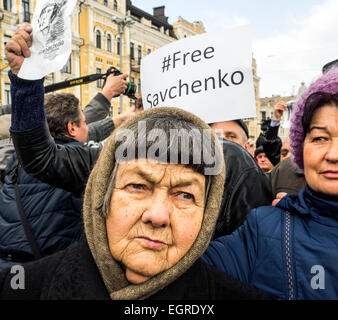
[141,190,170,228]
[325,138,338,163]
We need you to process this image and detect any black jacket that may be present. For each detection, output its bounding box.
[12,122,101,196]
[0,237,271,300]
[214,138,273,238]
[256,122,282,167]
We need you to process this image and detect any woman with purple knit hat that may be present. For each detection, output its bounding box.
[203,68,338,300]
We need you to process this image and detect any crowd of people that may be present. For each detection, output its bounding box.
[0,23,337,301]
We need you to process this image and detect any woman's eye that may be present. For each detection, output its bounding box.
[128,184,145,190]
[178,192,194,201]
[312,137,327,142]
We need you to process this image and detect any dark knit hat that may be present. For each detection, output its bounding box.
[254,145,264,157]
[234,119,249,138]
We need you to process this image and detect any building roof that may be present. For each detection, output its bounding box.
[127,0,176,38]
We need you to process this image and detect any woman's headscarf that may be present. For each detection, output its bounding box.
[82,107,225,300]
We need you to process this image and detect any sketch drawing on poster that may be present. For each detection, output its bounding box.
[18,0,77,80]
[37,0,67,60]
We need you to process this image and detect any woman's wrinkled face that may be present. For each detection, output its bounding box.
[106,160,206,284]
[303,104,338,196]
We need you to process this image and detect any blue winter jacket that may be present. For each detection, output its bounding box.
[202,186,338,300]
[0,139,84,271]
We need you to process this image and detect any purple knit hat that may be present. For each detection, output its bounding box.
[290,68,338,169]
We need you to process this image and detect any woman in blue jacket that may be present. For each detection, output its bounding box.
[203,68,338,300]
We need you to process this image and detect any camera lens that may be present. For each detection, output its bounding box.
[125,82,137,99]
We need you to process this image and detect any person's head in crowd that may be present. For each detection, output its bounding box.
[290,68,338,197]
[135,93,144,113]
[0,114,11,140]
[82,107,225,297]
[322,59,338,75]
[210,119,250,148]
[44,93,88,142]
[280,137,291,162]
[255,146,274,173]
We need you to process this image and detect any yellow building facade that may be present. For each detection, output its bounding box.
[1,0,262,136]
[0,0,178,116]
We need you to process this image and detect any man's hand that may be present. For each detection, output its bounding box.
[244,139,255,157]
[101,73,129,101]
[273,101,287,121]
[5,23,33,75]
[112,106,137,128]
[272,192,287,206]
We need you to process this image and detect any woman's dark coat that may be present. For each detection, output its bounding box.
[0,237,271,300]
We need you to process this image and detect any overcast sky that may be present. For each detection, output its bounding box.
[131,0,338,98]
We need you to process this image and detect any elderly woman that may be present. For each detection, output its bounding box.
[0,25,269,300]
[203,68,338,300]
[0,109,269,300]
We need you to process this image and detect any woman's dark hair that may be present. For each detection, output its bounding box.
[302,92,338,134]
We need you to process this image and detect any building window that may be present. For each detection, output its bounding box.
[137,45,142,64]
[96,68,103,88]
[130,42,134,60]
[22,0,30,22]
[3,0,11,11]
[103,0,108,6]
[114,0,118,11]
[3,34,11,58]
[61,55,72,74]
[4,84,11,105]
[107,34,112,52]
[261,111,266,121]
[116,37,121,55]
[96,30,101,49]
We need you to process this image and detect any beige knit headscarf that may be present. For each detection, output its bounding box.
[82,107,225,300]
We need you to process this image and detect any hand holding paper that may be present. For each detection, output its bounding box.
[17,0,77,80]
[5,23,33,75]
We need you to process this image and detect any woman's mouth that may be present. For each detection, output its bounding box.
[138,237,166,250]
[321,171,338,179]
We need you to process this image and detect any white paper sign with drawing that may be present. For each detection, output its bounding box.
[141,25,256,124]
[18,0,77,80]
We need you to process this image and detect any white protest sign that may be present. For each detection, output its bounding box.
[18,0,77,80]
[282,102,295,129]
[141,25,256,124]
